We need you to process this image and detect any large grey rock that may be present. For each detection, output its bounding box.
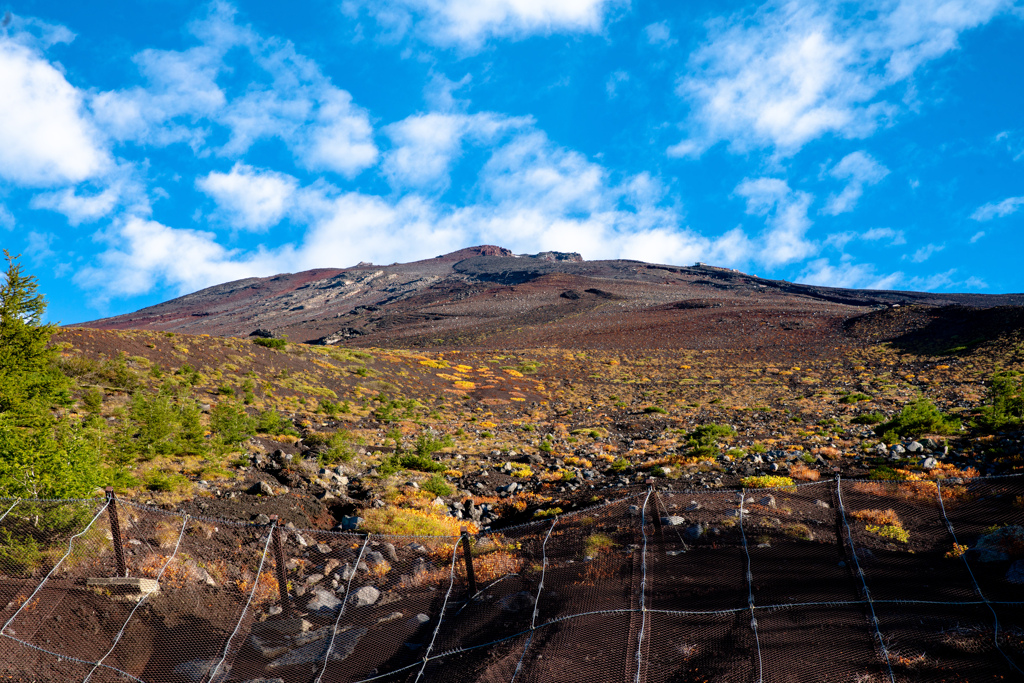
[350,585,380,608]
[922,457,938,470]
[972,526,1024,563]
[306,588,341,613]
[265,627,367,671]
[906,441,923,453]
[174,658,230,683]
[758,495,777,509]
[1006,560,1024,584]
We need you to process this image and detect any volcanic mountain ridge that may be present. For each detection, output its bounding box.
[80,245,1024,350]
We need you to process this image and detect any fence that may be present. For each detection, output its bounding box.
[1,475,1022,682]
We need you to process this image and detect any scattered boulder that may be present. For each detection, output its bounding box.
[249,481,274,496]
[922,457,938,470]
[174,659,229,683]
[971,526,1024,563]
[758,495,777,509]
[350,585,380,608]
[265,627,367,671]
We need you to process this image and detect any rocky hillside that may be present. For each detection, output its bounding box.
[78,246,1024,350]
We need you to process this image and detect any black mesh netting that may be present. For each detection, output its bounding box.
[0,475,1021,682]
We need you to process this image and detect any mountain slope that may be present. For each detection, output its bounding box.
[80,246,1024,350]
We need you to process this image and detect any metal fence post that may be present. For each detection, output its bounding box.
[105,487,127,578]
[647,479,663,534]
[460,526,477,597]
[269,515,292,617]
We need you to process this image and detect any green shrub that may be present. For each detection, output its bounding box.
[688,423,736,449]
[875,398,960,438]
[421,474,452,497]
[852,411,885,425]
[256,409,297,436]
[253,337,287,350]
[216,385,234,396]
[975,372,1024,431]
[414,432,453,458]
[609,457,629,472]
[143,469,188,492]
[317,431,356,466]
[210,402,256,446]
[82,388,104,414]
[643,406,668,415]
[840,392,873,404]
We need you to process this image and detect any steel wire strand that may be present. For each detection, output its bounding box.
[835,476,896,683]
[83,514,190,683]
[936,479,1024,675]
[632,489,653,683]
[1,500,109,637]
[413,537,462,683]
[204,521,275,683]
[737,489,764,683]
[0,498,20,523]
[313,533,372,683]
[510,516,557,683]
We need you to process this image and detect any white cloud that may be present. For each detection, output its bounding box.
[644,21,676,47]
[735,177,817,266]
[908,243,944,262]
[197,163,299,231]
[90,4,378,177]
[671,0,1012,157]
[382,112,531,189]
[0,205,14,230]
[907,269,957,291]
[824,150,889,214]
[861,226,905,245]
[605,70,629,99]
[971,196,1024,221]
[963,276,988,289]
[364,0,616,49]
[30,186,121,225]
[798,257,902,289]
[0,38,110,186]
[970,231,984,243]
[75,215,289,299]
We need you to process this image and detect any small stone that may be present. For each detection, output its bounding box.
[683,524,704,542]
[906,441,923,453]
[409,613,430,627]
[376,611,404,624]
[350,585,380,608]
[661,516,686,526]
[814,500,831,509]
[384,543,398,562]
[315,543,331,554]
[254,513,271,525]
[922,457,938,470]
[758,495,777,509]
[890,444,906,456]
[305,573,324,585]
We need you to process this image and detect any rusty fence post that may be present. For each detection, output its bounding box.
[269,515,292,617]
[647,479,663,534]
[460,526,477,597]
[105,487,127,578]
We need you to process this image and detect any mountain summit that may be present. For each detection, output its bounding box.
[79,247,1024,350]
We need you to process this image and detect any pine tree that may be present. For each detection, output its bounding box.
[0,251,69,421]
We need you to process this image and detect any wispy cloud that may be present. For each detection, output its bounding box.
[971,195,1024,221]
[670,0,1012,158]
[908,242,944,262]
[823,150,889,215]
[734,177,816,266]
[644,21,676,48]
[355,0,618,50]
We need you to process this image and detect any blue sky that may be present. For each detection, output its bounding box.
[1,0,1022,324]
